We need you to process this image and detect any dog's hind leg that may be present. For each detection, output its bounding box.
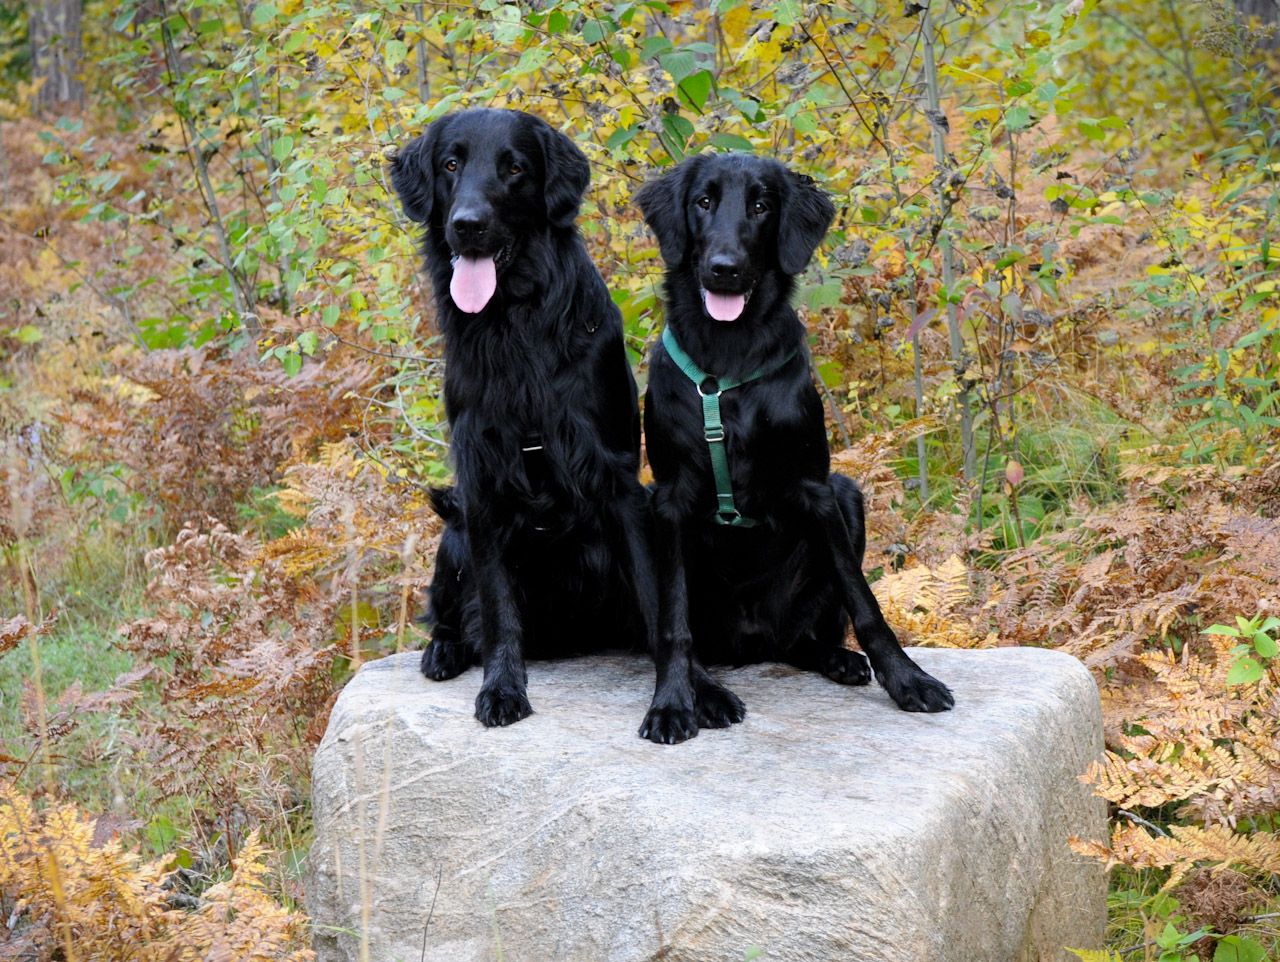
[791,478,874,686]
[784,608,872,686]
[778,541,871,686]
[421,519,480,681]
[803,474,954,712]
[766,514,869,686]
[690,659,746,727]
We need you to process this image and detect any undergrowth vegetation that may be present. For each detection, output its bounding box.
[2,0,1280,957]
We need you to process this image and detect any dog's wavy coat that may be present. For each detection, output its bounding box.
[635,153,953,743]
[391,109,655,727]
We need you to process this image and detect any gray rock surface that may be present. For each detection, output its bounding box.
[307,648,1107,962]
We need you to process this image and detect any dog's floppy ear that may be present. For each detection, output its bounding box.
[634,159,697,266]
[536,120,591,229]
[778,171,836,275]
[389,119,446,224]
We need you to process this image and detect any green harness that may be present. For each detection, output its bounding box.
[661,326,797,528]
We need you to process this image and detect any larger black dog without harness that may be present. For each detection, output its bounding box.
[390,108,657,729]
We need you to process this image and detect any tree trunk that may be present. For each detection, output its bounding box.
[30,0,84,109]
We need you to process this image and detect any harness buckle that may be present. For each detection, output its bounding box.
[697,376,721,397]
[705,425,724,442]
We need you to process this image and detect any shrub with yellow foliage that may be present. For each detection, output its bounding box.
[0,784,312,961]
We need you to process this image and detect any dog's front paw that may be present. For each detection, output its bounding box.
[694,679,746,728]
[639,703,700,745]
[823,648,872,686]
[475,686,533,727]
[421,640,472,681]
[880,665,954,713]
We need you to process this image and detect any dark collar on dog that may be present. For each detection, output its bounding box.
[661,327,796,528]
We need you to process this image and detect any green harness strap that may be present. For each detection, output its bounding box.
[661,326,797,528]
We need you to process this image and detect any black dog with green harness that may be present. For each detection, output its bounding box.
[635,153,954,745]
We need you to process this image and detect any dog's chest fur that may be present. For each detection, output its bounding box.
[649,337,828,523]
[445,315,585,472]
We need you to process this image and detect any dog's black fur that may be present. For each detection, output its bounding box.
[390,108,655,727]
[635,153,954,743]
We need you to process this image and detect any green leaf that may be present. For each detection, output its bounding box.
[1253,631,1278,659]
[514,47,551,74]
[772,0,801,25]
[298,331,319,356]
[1079,120,1104,141]
[803,277,843,311]
[817,360,843,386]
[146,815,177,853]
[710,132,754,152]
[1227,657,1264,686]
[1035,274,1059,298]
[640,35,673,60]
[275,342,302,378]
[1214,936,1266,962]
[1203,625,1241,637]
[12,325,43,345]
[385,39,408,69]
[735,96,764,123]
[322,304,340,326]
[444,20,474,43]
[660,50,698,83]
[661,113,694,145]
[582,19,606,44]
[607,124,642,149]
[1156,922,1181,949]
[678,69,713,111]
[273,135,294,164]
[1005,106,1032,132]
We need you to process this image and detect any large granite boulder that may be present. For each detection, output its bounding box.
[307,648,1106,962]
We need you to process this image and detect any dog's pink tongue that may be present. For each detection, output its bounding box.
[450,256,497,314]
[704,291,746,322]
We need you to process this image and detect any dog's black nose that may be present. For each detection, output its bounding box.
[450,208,488,239]
[709,255,742,282]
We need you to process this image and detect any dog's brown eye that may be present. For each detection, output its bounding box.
[509,163,521,176]
[697,196,711,210]
[753,200,768,214]
[445,158,458,172]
